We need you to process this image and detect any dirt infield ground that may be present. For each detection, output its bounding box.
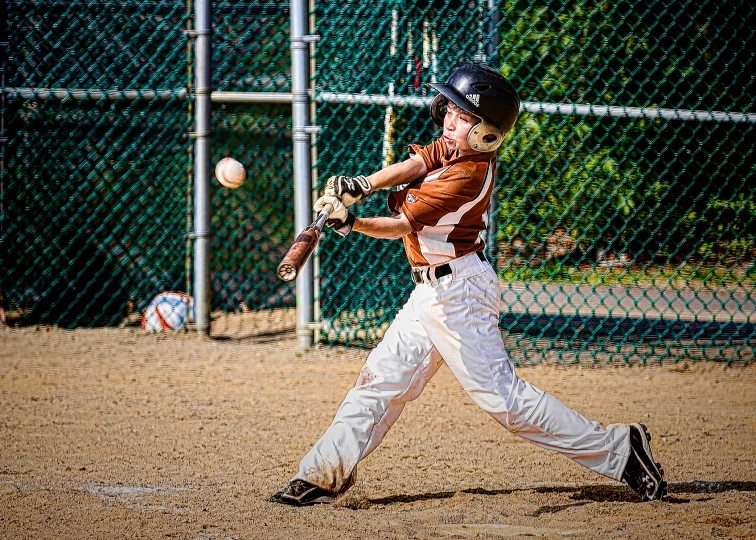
[1,316,755,539]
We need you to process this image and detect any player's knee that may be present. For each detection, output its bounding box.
[465,378,547,432]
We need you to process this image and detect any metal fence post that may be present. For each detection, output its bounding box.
[192,0,212,334]
[486,0,501,262]
[290,0,318,349]
[0,0,6,325]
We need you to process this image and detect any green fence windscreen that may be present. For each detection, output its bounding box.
[2,1,296,325]
[211,1,295,312]
[3,1,191,327]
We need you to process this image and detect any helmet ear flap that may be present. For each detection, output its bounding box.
[430,94,447,127]
[431,91,506,152]
[467,121,504,153]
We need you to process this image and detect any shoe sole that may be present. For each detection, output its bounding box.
[270,495,335,506]
[268,492,335,506]
[630,423,667,501]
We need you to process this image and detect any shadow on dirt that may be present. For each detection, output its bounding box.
[367,489,513,505]
[554,484,686,504]
[669,481,756,494]
[211,327,295,343]
[370,481,756,506]
[528,501,592,516]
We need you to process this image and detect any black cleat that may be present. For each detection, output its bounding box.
[268,479,335,506]
[621,423,667,501]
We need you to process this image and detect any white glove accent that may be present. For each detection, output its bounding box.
[313,194,329,214]
[314,194,347,221]
[315,194,353,236]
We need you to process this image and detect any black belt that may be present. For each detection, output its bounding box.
[411,251,486,285]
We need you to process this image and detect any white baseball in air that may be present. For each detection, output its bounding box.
[215,157,246,189]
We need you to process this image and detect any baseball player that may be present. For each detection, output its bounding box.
[270,63,666,506]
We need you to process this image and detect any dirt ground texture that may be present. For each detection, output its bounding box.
[1,314,755,539]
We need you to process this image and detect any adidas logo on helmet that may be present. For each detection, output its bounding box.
[465,93,480,107]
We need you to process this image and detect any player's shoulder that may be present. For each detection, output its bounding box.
[439,158,492,184]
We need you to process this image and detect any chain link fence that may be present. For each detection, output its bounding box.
[1,1,296,326]
[210,1,295,313]
[3,1,754,363]
[314,0,756,364]
[3,1,192,327]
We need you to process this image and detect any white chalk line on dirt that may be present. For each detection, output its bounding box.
[435,523,587,537]
[86,485,191,497]
[83,485,194,513]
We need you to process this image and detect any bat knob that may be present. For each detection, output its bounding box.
[277,262,298,282]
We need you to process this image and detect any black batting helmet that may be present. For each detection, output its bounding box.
[430,63,521,152]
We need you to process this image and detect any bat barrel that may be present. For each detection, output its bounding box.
[277,203,333,282]
[277,228,321,282]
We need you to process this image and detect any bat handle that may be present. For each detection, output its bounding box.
[313,202,334,230]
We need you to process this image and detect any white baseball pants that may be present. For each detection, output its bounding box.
[295,252,631,493]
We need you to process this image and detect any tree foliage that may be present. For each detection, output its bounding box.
[496,0,755,268]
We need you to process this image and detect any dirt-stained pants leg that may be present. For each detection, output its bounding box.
[416,254,631,481]
[294,292,443,493]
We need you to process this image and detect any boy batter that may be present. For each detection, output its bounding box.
[270,64,667,506]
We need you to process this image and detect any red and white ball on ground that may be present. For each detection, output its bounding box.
[215,157,246,189]
[141,292,194,332]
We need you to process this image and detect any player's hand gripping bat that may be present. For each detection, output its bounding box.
[277,203,333,282]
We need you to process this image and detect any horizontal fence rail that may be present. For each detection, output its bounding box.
[5,87,188,101]
[318,92,756,123]
[9,87,754,123]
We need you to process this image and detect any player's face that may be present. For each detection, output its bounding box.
[442,102,478,156]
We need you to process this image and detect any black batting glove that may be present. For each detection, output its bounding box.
[325,175,372,207]
[325,212,355,237]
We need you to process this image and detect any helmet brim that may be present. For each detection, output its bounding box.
[429,82,482,121]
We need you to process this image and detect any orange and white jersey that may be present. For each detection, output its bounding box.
[387,137,497,267]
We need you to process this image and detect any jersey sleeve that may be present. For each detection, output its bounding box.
[408,138,447,172]
[401,162,487,232]
[386,177,422,216]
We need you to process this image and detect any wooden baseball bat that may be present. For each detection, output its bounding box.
[277,203,333,282]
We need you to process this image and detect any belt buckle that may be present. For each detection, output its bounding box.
[411,267,431,285]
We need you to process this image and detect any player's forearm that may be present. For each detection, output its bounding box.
[365,155,427,191]
[353,215,413,240]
